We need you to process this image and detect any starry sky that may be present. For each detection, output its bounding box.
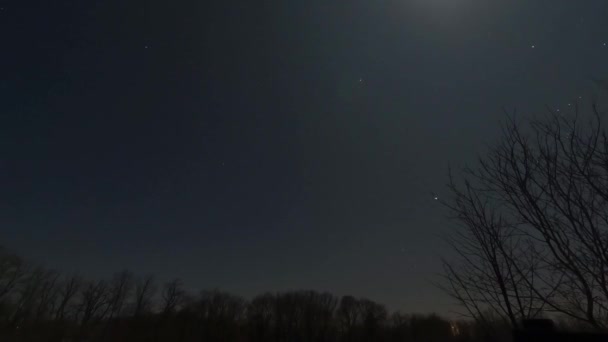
[1,1,607,313]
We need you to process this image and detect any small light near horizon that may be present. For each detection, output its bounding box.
[450,322,460,336]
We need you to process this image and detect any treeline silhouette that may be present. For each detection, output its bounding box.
[0,247,482,342]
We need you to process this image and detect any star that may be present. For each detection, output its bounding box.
[531,45,535,49]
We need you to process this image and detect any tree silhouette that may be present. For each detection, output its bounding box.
[160,278,184,316]
[0,251,471,341]
[337,295,361,341]
[133,275,156,317]
[0,250,468,342]
[78,279,109,326]
[442,97,608,330]
[247,292,275,342]
[53,273,81,322]
[0,247,24,303]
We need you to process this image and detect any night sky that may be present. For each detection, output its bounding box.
[1,1,607,313]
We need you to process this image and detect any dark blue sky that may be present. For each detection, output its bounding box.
[1,0,607,313]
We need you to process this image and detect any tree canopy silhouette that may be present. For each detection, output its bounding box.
[441,95,608,330]
[0,247,468,342]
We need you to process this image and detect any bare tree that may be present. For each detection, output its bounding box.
[195,289,246,341]
[442,100,608,329]
[337,295,361,339]
[54,274,81,321]
[196,289,246,322]
[300,291,338,341]
[105,270,132,319]
[77,280,109,326]
[359,298,387,339]
[160,278,184,316]
[0,247,25,302]
[133,275,156,317]
[10,267,54,328]
[33,270,59,322]
[247,293,276,342]
[440,171,544,327]
[275,291,306,340]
